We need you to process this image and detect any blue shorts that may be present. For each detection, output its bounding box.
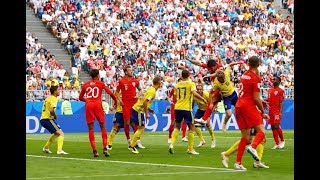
[113,112,124,128]
[174,110,194,125]
[250,128,257,136]
[40,119,61,134]
[223,91,238,110]
[194,109,205,119]
[131,109,145,126]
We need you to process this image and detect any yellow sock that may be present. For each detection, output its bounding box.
[130,129,144,147]
[207,124,215,141]
[195,127,205,141]
[44,134,58,149]
[109,128,118,146]
[57,135,64,152]
[223,115,230,125]
[256,143,264,160]
[170,128,179,145]
[225,140,240,156]
[187,131,195,151]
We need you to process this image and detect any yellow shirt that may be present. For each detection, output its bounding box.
[174,80,196,111]
[40,95,58,120]
[213,67,235,97]
[132,86,156,113]
[193,91,209,111]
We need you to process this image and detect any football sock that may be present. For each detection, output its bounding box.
[236,137,248,163]
[101,127,108,148]
[195,127,205,141]
[181,121,187,138]
[256,143,264,161]
[202,104,213,121]
[277,127,285,141]
[207,124,215,141]
[109,128,118,146]
[170,128,179,145]
[124,124,130,140]
[225,140,240,156]
[223,114,230,125]
[131,129,144,147]
[272,129,280,145]
[251,131,265,149]
[187,130,195,151]
[168,124,175,138]
[57,135,64,152]
[44,134,58,149]
[89,129,96,151]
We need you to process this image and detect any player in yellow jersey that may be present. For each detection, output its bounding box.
[169,70,207,155]
[40,85,68,155]
[221,128,269,169]
[107,91,124,150]
[128,76,162,154]
[193,84,216,148]
[196,61,244,132]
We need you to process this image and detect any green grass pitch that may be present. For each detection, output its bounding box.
[26,130,294,180]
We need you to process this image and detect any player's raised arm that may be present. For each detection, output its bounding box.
[185,56,202,66]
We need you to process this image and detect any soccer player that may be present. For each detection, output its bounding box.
[40,85,68,155]
[193,84,216,148]
[128,76,162,154]
[107,91,124,150]
[221,128,269,169]
[233,56,269,170]
[79,69,117,157]
[209,61,244,132]
[168,70,207,155]
[167,79,188,143]
[266,76,285,149]
[115,65,145,148]
[187,58,223,124]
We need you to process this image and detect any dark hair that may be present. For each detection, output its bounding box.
[196,84,203,89]
[153,76,162,85]
[181,69,190,78]
[248,56,260,68]
[50,85,58,94]
[207,59,217,68]
[274,75,281,82]
[90,69,100,78]
[123,65,131,73]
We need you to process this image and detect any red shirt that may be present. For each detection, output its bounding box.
[116,77,140,103]
[79,79,116,104]
[169,88,176,104]
[236,70,261,107]
[267,87,284,114]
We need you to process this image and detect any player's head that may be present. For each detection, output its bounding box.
[272,75,281,87]
[123,65,133,77]
[50,85,59,96]
[216,70,225,83]
[153,76,162,89]
[90,69,100,79]
[248,56,260,69]
[196,84,203,94]
[206,59,217,73]
[181,69,190,79]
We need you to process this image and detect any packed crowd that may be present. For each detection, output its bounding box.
[26,0,294,102]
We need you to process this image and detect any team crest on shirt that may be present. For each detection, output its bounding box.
[132,82,136,87]
[274,91,278,95]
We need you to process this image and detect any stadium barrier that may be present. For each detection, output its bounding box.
[26,100,294,133]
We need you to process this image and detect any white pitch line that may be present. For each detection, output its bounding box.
[26,155,238,172]
[27,170,239,179]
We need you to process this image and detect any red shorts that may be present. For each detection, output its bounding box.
[85,103,105,124]
[268,114,281,125]
[122,102,135,121]
[235,106,263,130]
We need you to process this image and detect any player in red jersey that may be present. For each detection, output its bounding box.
[79,69,117,157]
[266,76,285,149]
[115,65,144,148]
[233,56,269,170]
[186,58,223,124]
[166,78,188,143]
